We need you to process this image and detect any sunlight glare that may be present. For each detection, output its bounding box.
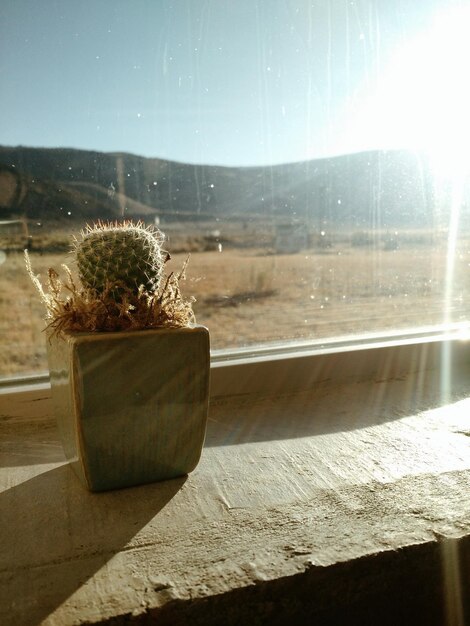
[342,5,470,404]
[346,5,470,179]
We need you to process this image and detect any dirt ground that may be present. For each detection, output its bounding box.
[1,226,470,378]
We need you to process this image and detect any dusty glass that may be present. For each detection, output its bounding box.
[1,0,469,378]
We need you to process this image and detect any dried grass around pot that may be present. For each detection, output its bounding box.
[25,250,196,336]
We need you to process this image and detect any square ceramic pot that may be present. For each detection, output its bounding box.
[47,326,210,491]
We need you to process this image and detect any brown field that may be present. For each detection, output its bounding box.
[1,222,470,379]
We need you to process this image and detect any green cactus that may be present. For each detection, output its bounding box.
[75,222,166,298]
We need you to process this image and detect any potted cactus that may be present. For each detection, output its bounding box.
[26,221,210,492]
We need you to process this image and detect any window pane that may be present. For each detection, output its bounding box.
[1,1,469,378]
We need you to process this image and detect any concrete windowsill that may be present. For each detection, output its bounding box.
[2,368,470,625]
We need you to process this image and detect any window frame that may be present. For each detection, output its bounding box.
[2,325,470,418]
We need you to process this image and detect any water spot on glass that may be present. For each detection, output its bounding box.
[321,231,325,236]
[137,113,142,118]
[337,199,342,204]
[210,184,215,188]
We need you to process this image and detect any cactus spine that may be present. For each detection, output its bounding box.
[75,222,166,298]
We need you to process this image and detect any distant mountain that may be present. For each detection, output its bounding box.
[0,145,443,228]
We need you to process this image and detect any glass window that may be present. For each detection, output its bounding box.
[1,0,470,379]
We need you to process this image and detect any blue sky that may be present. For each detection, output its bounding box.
[0,0,461,166]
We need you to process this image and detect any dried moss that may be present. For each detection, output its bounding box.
[25,250,196,337]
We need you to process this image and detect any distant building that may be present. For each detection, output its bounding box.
[274,222,308,253]
[0,219,28,237]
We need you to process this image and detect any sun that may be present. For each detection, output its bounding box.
[345,5,470,179]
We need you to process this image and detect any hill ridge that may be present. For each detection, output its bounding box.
[0,145,440,227]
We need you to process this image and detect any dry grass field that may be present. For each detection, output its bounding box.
[1,222,470,379]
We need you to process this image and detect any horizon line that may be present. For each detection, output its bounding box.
[0,143,427,170]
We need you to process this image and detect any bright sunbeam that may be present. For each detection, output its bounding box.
[342,5,470,404]
[346,5,470,179]
[441,538,465,626]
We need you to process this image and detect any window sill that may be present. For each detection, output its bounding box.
[2,324,470,407]
[2,330,470,624]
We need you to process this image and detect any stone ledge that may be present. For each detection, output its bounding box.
[2,374,470,625]
[102,537,469,626]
